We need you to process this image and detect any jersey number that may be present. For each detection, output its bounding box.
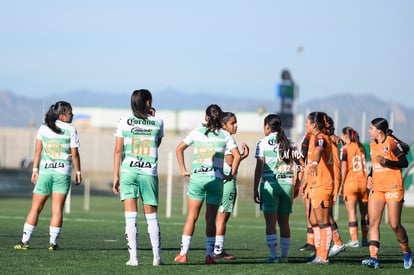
[45,141,62,159]
[131,138,151,156]
[196,145,215,163]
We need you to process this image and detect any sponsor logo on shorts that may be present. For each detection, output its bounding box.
[385,192,399,199]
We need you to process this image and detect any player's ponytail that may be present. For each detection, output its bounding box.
[265,114,294,164]
[44,101,72,134]
[371,117,409,155]
[204,104,223,136]
[342,127,366,155]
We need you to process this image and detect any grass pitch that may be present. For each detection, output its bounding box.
[0,195,413,274]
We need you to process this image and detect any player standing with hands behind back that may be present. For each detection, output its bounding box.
[14,101,82,251]
[113,89,164,267]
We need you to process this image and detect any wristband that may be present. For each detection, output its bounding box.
[32,168,38,172]
[312,161,318,166]
[76,171,81,176]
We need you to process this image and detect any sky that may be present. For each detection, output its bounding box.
[1,0,413,108]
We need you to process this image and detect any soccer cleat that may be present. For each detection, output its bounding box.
[205,255,216,264]
[48,243,58,251]
[214,251,235,260]
[308,256,329,265]
[277,257,289,263]
[14,242,29,250]
[362,257,380,269]
[328,244,346,257]
[404,251,412,269]
[126,258,139,266]
[345,240,359,248]
[174,253,187,263]
[299,243,315,251]
[362,239,369,247]
[153,256,164,266]
[264,257,277,263]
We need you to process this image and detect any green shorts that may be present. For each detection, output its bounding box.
[260,179,293,214]
[188,175,223,205]
[34,173,71,195]
[218,179,237,213]
[120,172,159,206]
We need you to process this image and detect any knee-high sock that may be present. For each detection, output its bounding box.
[369,240,380,259]
[312,225,321,257]
[125,211,138,260]
[280,237,290,258]
[266,234,278,258]
[348,221,358,241]
[180,235,192,255]
[331,222,342,246]
[320,223,332,260]
[206,236,215,257]
[145,213,160,258]
[214,235,225,254]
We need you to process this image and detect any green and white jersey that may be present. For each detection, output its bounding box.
[115,115,164,176]
[183,127,237,179]
[37,120,80,176]
[255,132,298,184]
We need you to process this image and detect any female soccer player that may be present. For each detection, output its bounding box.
[306,112,334,264]
[362,118,412,269]
[253,114,303,263]
[14,101,82,251]
[174,104,241,264]
[214,112,249,260]
[339,127,369,248]
[113,89,164,266]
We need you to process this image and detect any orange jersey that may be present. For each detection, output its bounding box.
[302,134,315,195]
[370,136,405,192]
[341,142,367,183]
[309,133,334,188]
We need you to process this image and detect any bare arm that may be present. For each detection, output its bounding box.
[113,137,123,194]
[253,158,264,204]
[71,147,82,185]
[31,140,42,184]
[176,141,190,181]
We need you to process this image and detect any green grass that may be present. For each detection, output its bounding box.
[1,196,413,274]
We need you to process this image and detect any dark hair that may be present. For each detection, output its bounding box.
[324,115,335,136]
[342,126,366,155]
[221,112,236,124]
[45,101,72,134]
[307,111,329,132]
[371,117,409,154]
[264,114,293,163]
[203,104,223,136]
[131,89,152,119]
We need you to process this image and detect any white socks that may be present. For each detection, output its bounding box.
[22,223,35,243]
[266,234,278,258]
[125,211,138,260]
[145,212,161,258]
[180,235,192,255]
[49,226,61,245]
[214,235,225,254]
[280,237,290,258]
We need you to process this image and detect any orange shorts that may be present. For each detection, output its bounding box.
[343,180,368,203]
[309,185,333,209]
[368,189,404,202]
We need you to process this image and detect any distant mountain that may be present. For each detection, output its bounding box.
[1,89,413,143]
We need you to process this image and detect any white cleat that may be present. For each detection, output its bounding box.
[153,257,164,266]
[328,244,346,257]
[126,258,139,266]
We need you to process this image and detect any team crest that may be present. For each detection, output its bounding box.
[382,146,389,153]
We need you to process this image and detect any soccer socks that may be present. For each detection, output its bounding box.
[49,226,61,245]
[266,234,278,258]
[348,221,359,241]
[22,223,35,243]
[307,227,314,246]
[312,225,321,257]
[320,223,332,260]
[180,235,192,255]
[206,236,216,257]
[125,211,138,260]
[331,222,343,246]
[361,219,369,242]
[369,240,380,259]
[214,235,225,254]
[145,213,161,258]
[280,237,290,258]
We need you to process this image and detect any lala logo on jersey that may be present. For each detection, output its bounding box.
[129,157,152,168]
[382,146,389,153]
